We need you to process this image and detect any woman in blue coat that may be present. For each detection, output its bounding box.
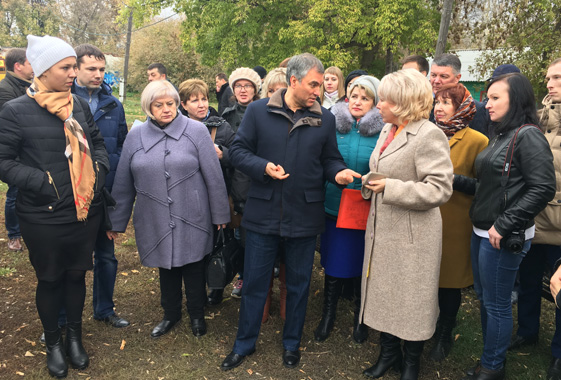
[314,76,384,343]
[108,80,230,339]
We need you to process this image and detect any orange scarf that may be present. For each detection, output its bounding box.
[27,78,95,221]
[379,122,407,155]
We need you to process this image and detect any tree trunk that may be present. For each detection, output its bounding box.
[435,0,455,56]
[360,48,376,71]
[385,48,394,74]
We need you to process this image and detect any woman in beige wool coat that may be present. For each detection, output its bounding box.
[360,69,453,380]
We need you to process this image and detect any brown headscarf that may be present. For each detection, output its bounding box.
[434,83,476,139]
[27,78,95,221]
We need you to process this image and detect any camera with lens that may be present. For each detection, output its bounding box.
[501,229,526,254]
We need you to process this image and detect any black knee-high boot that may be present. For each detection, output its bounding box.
[314,274,343,342]
[401,340,425,380]
[44,328,68,378]
[352,276,368,343]
[363,332,402,378]
[430,288,460,361]
[65,321,88,369]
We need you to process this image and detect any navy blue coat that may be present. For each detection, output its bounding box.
[229,89,347,238]
[72,82,127,191]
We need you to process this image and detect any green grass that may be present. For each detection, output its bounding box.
[122,92,143,126]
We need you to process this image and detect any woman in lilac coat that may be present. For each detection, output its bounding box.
[108,81,230,339]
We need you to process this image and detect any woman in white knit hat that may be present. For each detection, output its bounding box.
[0,35,109,378]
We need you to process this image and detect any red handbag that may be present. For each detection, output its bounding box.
[336,188,371,230]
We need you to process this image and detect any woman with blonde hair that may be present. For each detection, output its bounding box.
[314,76,384,344]
[360,69,453,380]
[260,68,287,99]
[320,66,344,109]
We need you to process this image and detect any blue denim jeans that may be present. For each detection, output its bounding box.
[92,226,118,319]
[5,184,20,239]
[517,243,561,358]
[232,230,316,354]
[471,232,531,370]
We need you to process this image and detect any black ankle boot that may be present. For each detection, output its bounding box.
[314,275,342,342]
[352,276,368,343]
[463,364,506,380]
[44,329,68,378]
[401,340,424,380]
[363,332,402,378]
[65,321,89,369]
[429,315,455,361]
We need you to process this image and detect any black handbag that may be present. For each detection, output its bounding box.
[206,229,243,290]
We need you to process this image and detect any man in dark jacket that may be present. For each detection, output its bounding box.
[215,72,235,115]
[221,53,360,371]
[0,48,34,252]
[72,44,129,328]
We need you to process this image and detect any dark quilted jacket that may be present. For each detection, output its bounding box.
[71,81,127,191]
[0,94,109,224]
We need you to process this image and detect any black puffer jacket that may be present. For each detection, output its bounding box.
[0,95,109,224]
[0,72,30,109]
[470,125,556,236]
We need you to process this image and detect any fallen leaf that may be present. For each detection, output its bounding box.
[247,369,253,375]
[24,351,34,357]
[455,334,460,341]
[131,270,139,273]
[16,372,24,376]
[121,272,128,276]
[103,343,110,346]
[120,340,126,350]
[182,353,191,357]
[24,338,36,346]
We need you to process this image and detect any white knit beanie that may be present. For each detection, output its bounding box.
[351,75,381,105]
[26,35,76,78]
[229,67,261,91]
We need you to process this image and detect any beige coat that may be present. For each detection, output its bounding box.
[534,96,561,245]
[360,119,453,341]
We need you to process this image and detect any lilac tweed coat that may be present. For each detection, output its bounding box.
[109,114,230,269]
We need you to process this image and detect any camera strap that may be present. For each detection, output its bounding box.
[500,124,540,187]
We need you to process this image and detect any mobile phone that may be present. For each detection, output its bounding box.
[364,171,387,184]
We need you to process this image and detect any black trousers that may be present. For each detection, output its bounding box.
[158,258,206,321]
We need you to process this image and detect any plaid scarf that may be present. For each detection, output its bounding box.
[27,78,95,221]
[435,87,476,139]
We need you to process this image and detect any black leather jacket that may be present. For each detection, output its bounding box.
[469,125,556,237]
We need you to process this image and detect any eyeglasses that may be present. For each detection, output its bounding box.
[234,84,254,91]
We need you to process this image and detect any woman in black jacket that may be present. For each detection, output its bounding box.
[465,73,556,380]
[0,35,109,378]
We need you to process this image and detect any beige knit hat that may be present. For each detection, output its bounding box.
[229,67,261,91]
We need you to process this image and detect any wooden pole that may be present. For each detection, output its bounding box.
[435,0,455,56]
[122,9,133,102]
